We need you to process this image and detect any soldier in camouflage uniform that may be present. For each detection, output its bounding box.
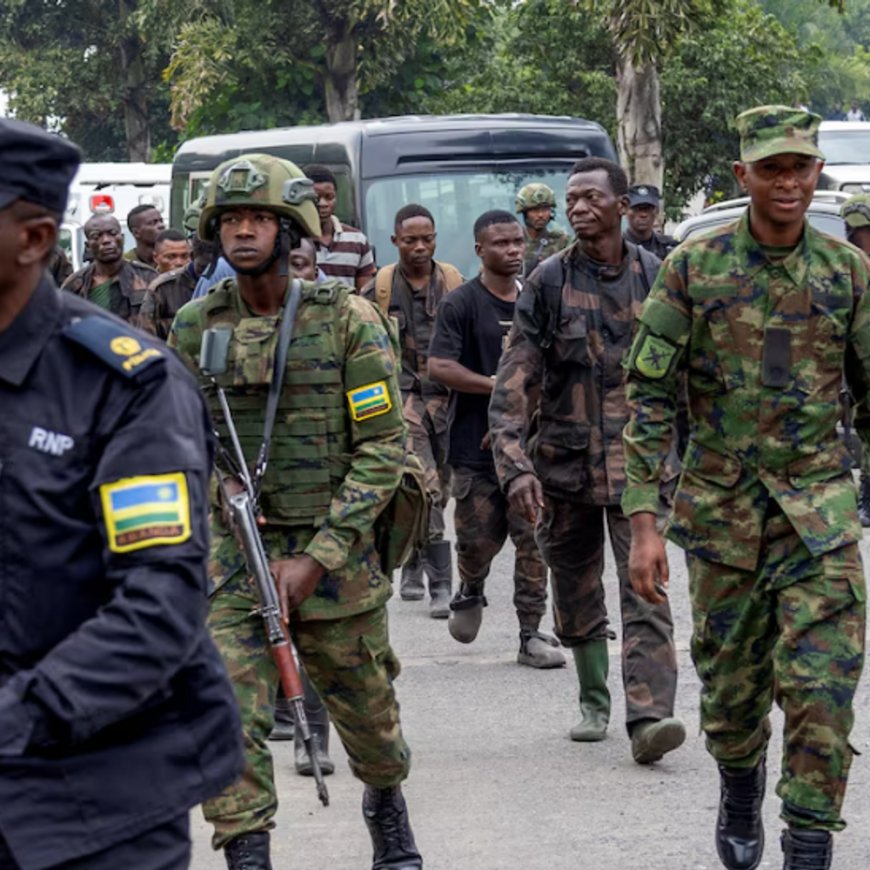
[841,193,870,526]
[362,203,463,617]
[169,154,421,870]
[62,213,157,324]
[489,159,685,762]
[515,182,571,278]
[623,106,870,870]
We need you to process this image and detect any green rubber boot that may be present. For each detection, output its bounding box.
[569,640,610,742]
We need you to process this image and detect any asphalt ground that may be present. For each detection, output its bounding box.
[190,522,870,869]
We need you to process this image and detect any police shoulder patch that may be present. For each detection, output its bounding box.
[347,380,392,422]
[634,334,677,380]
[63,316,164,378]
[99,472,192,554]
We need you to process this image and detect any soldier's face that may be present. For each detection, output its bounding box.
[733,153,823,239]
[131,208,165,244]
[566,170,627,240]
[313,182,337,222]
[475,221,525,277]
[392,216,436,270]
[627,204,657,238]
[154,239,191,273]
[85,216,123,263]
[219,207,279,271]
[524,205,552,231]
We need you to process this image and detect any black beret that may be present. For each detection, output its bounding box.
[0,118,81,215]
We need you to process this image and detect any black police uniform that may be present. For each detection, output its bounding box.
[623,226,678,261]
[0,278,244,869]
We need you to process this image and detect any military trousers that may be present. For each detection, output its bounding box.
[687,507,866,832]
[452,466,548,630]
[536,497,678,726]
[202,573,411,850]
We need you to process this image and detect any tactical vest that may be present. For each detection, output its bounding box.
[202,280,351,526]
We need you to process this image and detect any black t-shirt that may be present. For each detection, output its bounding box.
[429,277,516,470]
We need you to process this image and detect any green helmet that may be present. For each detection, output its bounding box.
[199,153,321,241]
[515,183,557,213]
[842,193,870,230]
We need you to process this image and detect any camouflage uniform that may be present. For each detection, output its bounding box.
[362,262,461,605]
[622,208,870,831]
[170,277,412,849]
[139,266,197,340]
[522,225,572,278]
[489,241,679,727]
[62,259,157,326]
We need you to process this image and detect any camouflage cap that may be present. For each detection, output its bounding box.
[735,105,824,163]
[841,193,870,229]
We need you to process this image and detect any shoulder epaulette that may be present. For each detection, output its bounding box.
[201,279,236,314]
[62,315,165,379]
[302,279,348,305]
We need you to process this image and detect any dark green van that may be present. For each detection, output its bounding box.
[171,114,616,276]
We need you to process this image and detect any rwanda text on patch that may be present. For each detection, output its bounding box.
[347,380,392,421]
[99,472,192,553]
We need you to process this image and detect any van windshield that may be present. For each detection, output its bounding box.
[363,167,575,278]
[818,129,870,165]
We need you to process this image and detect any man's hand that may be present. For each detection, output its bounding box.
[628,512,669,605]
[220,475,267,528]
[270,555,326,623]
[507,472,544,524]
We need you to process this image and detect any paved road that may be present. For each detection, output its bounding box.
[191,528,870,869]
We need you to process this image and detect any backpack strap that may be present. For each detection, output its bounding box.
[374,264,396,316]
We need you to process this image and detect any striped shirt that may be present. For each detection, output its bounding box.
[316,215,376,285]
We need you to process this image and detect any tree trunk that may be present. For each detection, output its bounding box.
[615,54,663,191]
[324,25,359,122]
[118,0,150,161]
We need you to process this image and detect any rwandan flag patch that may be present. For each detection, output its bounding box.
[99,472,192,554]
[347,380,392,422]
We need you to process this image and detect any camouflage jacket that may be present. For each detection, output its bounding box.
[169,278,407,619]
[522,225,572,278]
[139,266,197,340]
[62,260,157,325]
[490,240,661,506]
[622,212,870,571]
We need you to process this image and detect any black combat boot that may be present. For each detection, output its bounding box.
[859,475,870,527]
[780,828,832,870]
[399,551,425,601]
[716,757,766,870]
[268,688,294,741]
[423,539,452,619]
[224,832,272,870]
[294,670,335,777]
[362,784,422,869]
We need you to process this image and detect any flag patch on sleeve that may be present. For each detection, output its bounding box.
[347,380,392,421]
[99,472,192,553]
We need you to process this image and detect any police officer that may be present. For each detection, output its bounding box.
[169,153,421,870]
[0,118,244,869]
[623,184,678,260]
[623,106,870,869]
[515,182,571,277]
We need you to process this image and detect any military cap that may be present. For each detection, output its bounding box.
[0,118,81,214]
[735,105,824,163]
[628,184,661,208]
[841,193,870,229]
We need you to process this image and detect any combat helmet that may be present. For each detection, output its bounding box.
[199,153,320,241]
[515,183,557,213]
[182,186,208,237]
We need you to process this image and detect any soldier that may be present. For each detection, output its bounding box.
[153,228,192,274]
[0,118,243,870]
[62,213,157,324]
[428,209,564,668]
[841,193,870,526]
[515,182,571,278]
[623,184,679,260]
[170,153,421,870]
[304,163,376,291]
[124,203,165,267]
[489,159,685,761]
[623,106,870,870]
[362,203,463,616]
[47,244,72,285]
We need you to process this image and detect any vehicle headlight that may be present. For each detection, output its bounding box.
[840,182,870,193]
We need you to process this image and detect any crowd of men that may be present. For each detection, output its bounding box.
[3,103,870,870]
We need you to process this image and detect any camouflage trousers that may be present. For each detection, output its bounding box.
[202,573,411,850]
[452,466,547,630]
[536,498,678,727]
[688,507,866,832]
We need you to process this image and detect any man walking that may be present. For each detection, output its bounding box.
[623,106,870,869]
[489,159,684,760]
